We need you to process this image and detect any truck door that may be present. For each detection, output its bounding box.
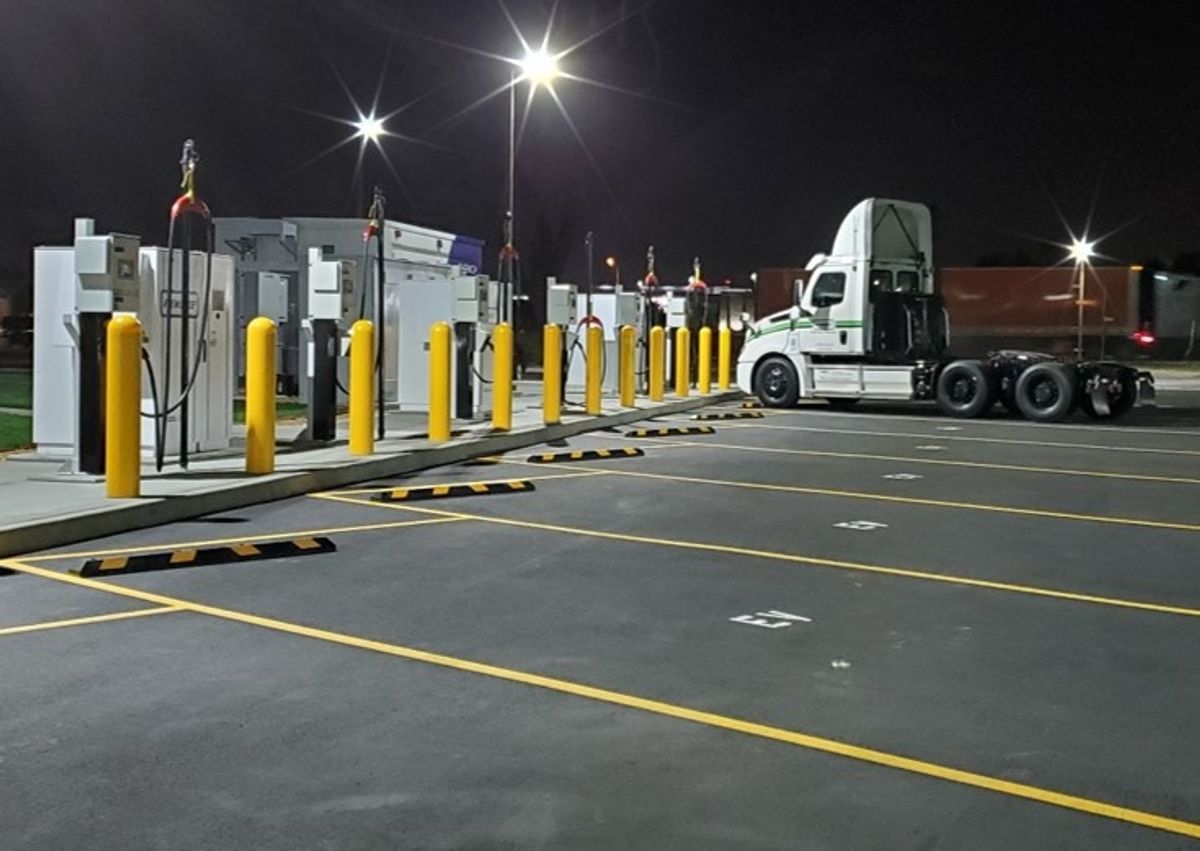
[800,270,851,353]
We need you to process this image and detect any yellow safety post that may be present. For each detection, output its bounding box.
[698,326,713,394]
[718,324,732,390]
[245,317,277,474]
[619,325,636,407]
[349,320,375,456]
[649,326,665,402]
[675,326,691,397]
[543,324,562,425]
[585,324,603,415]
[429,321,451,443]
[105,315,142,498]
[492,322,513,431]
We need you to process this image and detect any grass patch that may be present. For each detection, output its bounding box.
[0,369,32,409]
[232,399,311,424]
[0,411,32,451]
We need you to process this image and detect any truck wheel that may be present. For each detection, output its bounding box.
[755,356,800,408]
[1080,374,1137,420]
[1014,363,1076,422]
[935,360,994,418]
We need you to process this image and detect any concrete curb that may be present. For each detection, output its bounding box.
[0,392,738,558]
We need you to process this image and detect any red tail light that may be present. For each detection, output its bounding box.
[1131,329,1157,347]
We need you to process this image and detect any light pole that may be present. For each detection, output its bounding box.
[1069,238,1095,361]
[605,255,620,289]
[501,47,560,330]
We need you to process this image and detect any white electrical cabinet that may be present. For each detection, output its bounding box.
[566,291,641,393]
[31,247,79,456]
[257,272,289,323]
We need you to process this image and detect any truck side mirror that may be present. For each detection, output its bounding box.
[788,305,802,323]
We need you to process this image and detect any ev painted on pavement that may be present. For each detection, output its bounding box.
[736,198,1153,422]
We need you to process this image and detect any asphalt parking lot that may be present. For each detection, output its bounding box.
[3,397,1199,850]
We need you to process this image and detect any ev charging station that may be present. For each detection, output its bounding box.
[214,216,493,420]
[305,248,355,441]
[32,219,234,469]
[548,274,643,398]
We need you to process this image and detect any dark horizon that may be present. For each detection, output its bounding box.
[1,0,1197,305]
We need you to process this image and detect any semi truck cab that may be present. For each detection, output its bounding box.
[738,198,1151,422]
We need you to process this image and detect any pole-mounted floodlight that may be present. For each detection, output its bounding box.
[1068,236,1097,361]
[519,47,560,87]
[1068,238,1096,264]
[354,113,386,144]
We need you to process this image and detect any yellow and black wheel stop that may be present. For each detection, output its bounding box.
[372,480,534,503]
[78,537,336,578]
[528,448,645,464]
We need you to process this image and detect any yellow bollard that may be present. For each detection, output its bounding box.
[543,324,562,425]
[585,324,603,415]
[718,325,732,390]
[619,325,636,407]
[428,321,451,442]
[675,326,690,397]
[698,326,712,394]
[492,322,513,430]
[246,317,277,474]
[349,320,375,456]
[649,326,665,402]
[105,315,142,498]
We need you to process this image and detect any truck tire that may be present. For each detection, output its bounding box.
[755,356,800,408]
[935,360,994,418]
[1014,362,1076,422]
[1080,373,1137,420]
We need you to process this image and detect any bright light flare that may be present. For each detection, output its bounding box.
[518,47,560,87]
[1068,237,1096,264]
[605,256,616,268]
[354,113,386,143]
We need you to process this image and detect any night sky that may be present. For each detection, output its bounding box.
[1,0,1198,306]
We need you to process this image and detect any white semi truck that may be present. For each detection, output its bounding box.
[736,198,1154,422]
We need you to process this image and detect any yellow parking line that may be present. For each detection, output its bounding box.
[704,420,1200,458]
[311,493,1200,620]
[0,605,183,638]
[648,439,1200,486]
[496,458,1200,534]
[20,516,466,563]
[0,556,1194,841]
[330,469,605,496]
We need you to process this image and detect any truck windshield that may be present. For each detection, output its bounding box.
[896,271,919,292]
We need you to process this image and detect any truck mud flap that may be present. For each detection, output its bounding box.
[1137,371,1156,408]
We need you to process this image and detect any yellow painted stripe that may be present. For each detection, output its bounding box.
[169,548,197,565]
[0,557,1195,841]
[293,537,322,550]
[231,544,261,557]
[660,439,1200,487]
[570,450,583,459]
[596,450,610,458]
[21,516,464,562]
[508,480,527,490]
[98,557,128,572]
[712,420,1200,458]
[466,482,488,494]
[541,453,555,461]
[312,493,1200,620]
[431,485,451,497]
[0,605,183,637]
[501,459,1200,534]
[391,488,409,500]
